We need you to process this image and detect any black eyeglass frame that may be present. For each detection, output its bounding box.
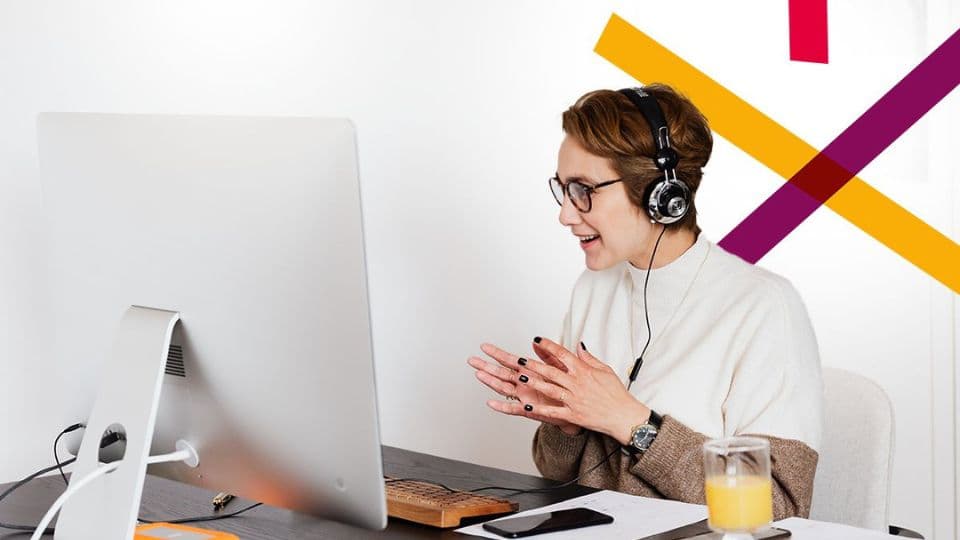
[548,175,624,213]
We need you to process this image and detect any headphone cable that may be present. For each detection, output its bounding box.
[627,225,666,390]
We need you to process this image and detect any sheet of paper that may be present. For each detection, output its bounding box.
[773,517,898,539]
[455,490,707,539]
[455,492,900,540]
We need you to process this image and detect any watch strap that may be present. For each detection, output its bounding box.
[648,409,663,430]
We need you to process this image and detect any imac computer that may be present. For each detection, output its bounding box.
[37,113,387,537]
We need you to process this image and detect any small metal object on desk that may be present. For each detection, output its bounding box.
[211,492,235,511]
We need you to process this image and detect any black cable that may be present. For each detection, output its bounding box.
[0,458,77,533]
[52,429,125,487]
[53,431,69,485]
[386,443,615,497]
[466,446,621,495]
[54,423,85,486]
[1,427,125,533]
[54,431,124,468]
[627,225,667,391]
[384,477,458,493]
[385,449,616,498]
[138,502,263,525]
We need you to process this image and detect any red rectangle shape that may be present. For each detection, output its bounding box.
[789,0,829,63]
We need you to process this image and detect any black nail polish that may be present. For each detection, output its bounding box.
[519,374,529,383]
[524,404,533,412]
[580,341,587,351]
[518,357,528,366]
[533,336,542,344]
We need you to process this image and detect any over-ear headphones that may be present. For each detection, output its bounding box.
[617,87,691,225]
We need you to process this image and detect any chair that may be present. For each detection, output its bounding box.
[809,367,922,538]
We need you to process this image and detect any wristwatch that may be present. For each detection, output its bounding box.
[624,409,663,456]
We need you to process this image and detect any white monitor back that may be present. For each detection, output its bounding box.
[38,113,387,530]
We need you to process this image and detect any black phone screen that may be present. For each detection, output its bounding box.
[481,507,614,538]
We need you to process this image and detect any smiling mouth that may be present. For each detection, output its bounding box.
[579,235,600,245]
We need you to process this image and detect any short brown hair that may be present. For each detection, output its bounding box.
[561,84,713,232]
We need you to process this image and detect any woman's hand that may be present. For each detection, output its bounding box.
[518,337,652,445]
[467,343,581,435]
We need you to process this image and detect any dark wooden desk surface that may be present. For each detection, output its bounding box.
[0,446,594,539]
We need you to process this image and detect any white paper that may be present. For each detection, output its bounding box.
[773,517,899,539]
[455,490,707,539]
[455,492,901,540]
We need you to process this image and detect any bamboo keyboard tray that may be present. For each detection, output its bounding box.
[385,477,519,528]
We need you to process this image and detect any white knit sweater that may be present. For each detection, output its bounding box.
[559,232,823,452]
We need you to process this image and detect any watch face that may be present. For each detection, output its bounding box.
[632,425,658,450]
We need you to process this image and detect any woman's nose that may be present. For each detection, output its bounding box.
[558,196,582,226]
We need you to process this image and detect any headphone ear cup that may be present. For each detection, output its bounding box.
[645,178,691,225]
[643,179,662,222]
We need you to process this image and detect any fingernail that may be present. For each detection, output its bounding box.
[519,375,529,383]
[580,341,587,351]
[518,358,528,366]
[533,336,542,344]
[524,404,533,412]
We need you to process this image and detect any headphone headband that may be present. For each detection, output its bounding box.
[617,87,690,225]
[618,88,670,150]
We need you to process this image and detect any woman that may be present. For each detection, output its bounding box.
[467,84,822,519]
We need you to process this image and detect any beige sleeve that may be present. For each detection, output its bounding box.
[630,416,820,519]
[531,422,590,482]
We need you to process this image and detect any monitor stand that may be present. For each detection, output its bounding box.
[56,306,181,539]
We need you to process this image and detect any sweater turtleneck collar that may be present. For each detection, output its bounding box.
[625,232,711,306]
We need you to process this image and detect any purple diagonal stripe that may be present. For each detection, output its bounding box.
[720,27,960,263]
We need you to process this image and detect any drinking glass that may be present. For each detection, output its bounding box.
[703,437,773,540]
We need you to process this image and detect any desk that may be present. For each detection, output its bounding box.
[0,446,594,539]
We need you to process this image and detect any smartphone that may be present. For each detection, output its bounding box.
[482,507,614,538]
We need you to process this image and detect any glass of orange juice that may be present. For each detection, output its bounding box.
[703,437,772,539]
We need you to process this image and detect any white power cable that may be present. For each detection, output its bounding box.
[31,443,198,540]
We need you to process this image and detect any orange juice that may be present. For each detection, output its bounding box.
[705,474,773,531]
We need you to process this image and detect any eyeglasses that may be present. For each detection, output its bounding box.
[548,175,624,213]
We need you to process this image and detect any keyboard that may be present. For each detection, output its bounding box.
[384,477,519,528]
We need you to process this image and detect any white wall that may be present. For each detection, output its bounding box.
[1,1,956,537]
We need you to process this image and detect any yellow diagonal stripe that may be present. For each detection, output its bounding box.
[596,13,960,293]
